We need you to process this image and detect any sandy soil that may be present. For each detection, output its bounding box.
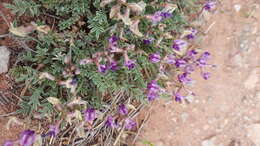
[136,0,260,146]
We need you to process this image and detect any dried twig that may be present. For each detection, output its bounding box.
[0,34,10,38]
[132,103,153,144]
[0,10,10,27]
[204,21,216,34]
[0,111,17,117]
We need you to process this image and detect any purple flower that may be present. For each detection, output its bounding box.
[19,130,36,146]
[186,29,198,40]
[160,12,172,19]
[166,54,176,64]
[184,65,195,74]
[124,60,136,70]
[147,91,159,101]
[124,118,137,130]
[172,39,188,51]
[149,53,161,63]
[118,104,128,115]
[175,59,187,68]
[84,108,96,124]
[146,80,160,101]
[197,51,210,67]
[108,35,118,44]
[186,49,198,59]
[105,116,117,128]
[108,36,119,52]
[202,72,210,80]
[178,73,192,84]
[143,38,154,45]
[108,61,119,71]
[69,77,78,86]
[98,64,108,73]
[48,125,59,137]
[150,11,163,24]
[147,80,160,92]
[174,92,184,102]
[3,141,13,146]
[203,1,216,11]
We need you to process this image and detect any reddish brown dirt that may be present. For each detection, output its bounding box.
[0,74,23,145]
[136,0,260,146]
[0,1,23,145]
[0,0,18,47]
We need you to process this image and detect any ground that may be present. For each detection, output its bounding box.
[136,0,260,146]
[0,0,24,145]
[0,0,259,146]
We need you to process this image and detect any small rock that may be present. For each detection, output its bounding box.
[244,70,258,90]
[181,113,189,122]
[185,94,195,103]
[201,137,216,146]
[0,46,10,73]
[234,4,241,12]
[232,54,243,67]
[247,124,260,146]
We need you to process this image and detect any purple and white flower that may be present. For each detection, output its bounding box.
[184,65,195,74]
[147,80,160,92]
[202,72,210,80]
[98,64,108,73]
[172,39,188,51]
[147,11,172,24]
[108,61,119,71]
[84,108,96,124]
[108,36,120,52]
[143,38,154,45]
[118,104,128,115]
[160,12,172,19]
[175,59,187,68]
[19,130,36,146]
[149,53,161,63]
[48,124,59,137]
[174,92,184,102]
[197,51,210,67]
[124,118,137,130]
[165,54,176,64]
[186,49,198,59]
[178,73,192,84]
[105,116,117,128]
[124,59,136,70]
[146,80,161,101]
[149,11,163,24]
[3,141,13,146]
[186,29,198,40]
[203,1,216,11]
[147,90,159,101]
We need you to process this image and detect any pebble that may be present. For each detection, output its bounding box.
[201,137,216,146]
[234,4,241,12]
[181,113,189,122]
[185,94,195,103]
[0,46,10,73]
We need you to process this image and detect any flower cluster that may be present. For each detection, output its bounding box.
[4,103,138,146]
[4,0,217,145]
[147,11,173,24]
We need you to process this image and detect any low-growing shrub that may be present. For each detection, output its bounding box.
[3,0,216,145]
